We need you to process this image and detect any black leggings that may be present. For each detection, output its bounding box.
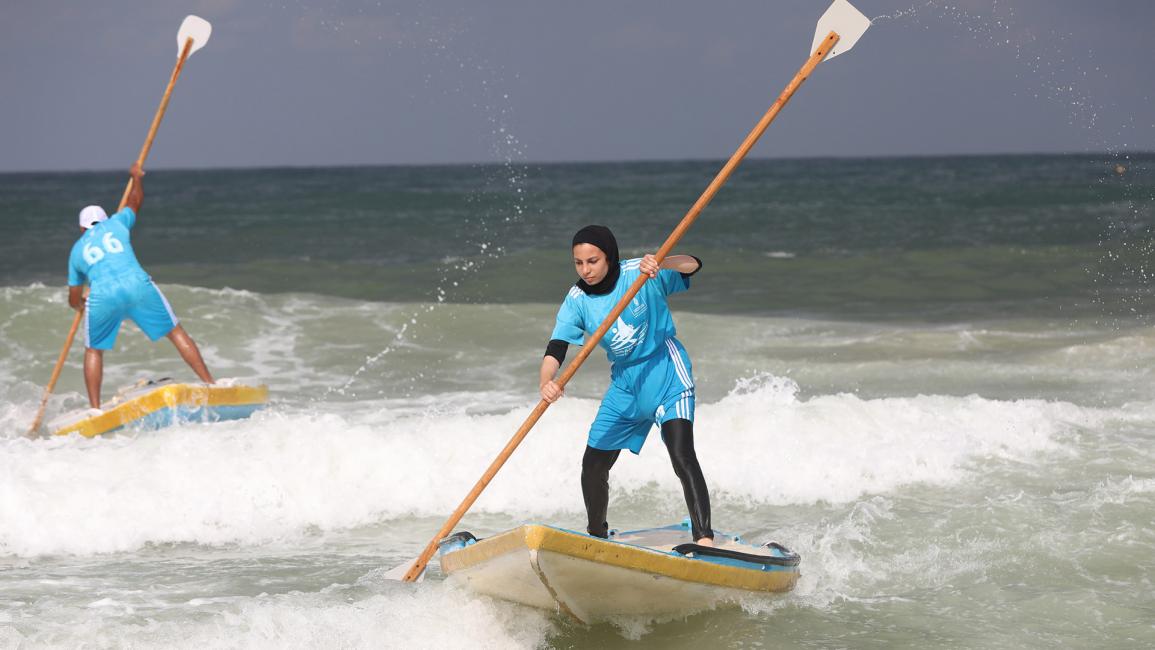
[581,418,712,541]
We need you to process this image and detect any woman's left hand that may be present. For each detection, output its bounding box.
[640,254,659,278]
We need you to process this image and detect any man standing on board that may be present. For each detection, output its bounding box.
[67,163,215,409]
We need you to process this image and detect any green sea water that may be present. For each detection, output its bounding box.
[5,155,1152,317]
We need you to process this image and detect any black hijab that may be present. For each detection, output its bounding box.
[572,225,620,295]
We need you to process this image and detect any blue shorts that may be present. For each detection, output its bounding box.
[83,278,179,350]
[588,338,695,454]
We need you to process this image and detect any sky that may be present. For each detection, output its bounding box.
[1,0,1152,172]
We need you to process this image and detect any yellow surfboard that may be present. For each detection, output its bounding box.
[47,378,268,437]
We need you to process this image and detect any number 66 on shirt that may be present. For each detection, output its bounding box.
[82,232,126,265]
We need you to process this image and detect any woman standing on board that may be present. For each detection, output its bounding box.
[538,225,713,545]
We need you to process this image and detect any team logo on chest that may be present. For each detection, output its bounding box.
[609,313,648,356]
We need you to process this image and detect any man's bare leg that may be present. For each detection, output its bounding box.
[84,348,103,409]
[167,325,214,384]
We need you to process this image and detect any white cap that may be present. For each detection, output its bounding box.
[79,205,108,229]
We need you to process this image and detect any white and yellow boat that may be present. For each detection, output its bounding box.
[437,521,800,623]
[46,378,268,437]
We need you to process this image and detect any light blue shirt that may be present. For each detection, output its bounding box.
[551,258,690,366]
[68,208,148,289]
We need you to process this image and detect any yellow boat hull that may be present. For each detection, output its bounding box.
[438,523,799,623]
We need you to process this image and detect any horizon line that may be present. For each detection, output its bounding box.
[1,149,1149,175]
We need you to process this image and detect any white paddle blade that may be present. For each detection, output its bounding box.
[811,0,871,60]
[383,559,425,582]
[177,15,212,58]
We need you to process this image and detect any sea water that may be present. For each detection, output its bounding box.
[1,155,1153,647]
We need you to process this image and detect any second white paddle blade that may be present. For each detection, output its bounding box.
[811,0,871,60]
[177,15,212,57]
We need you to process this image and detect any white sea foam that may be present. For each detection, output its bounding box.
[0,373,1097,558]
[1086,475,1155,507]
[687,373,1091,504]
[0,581,553,650]
[740,496,898,615]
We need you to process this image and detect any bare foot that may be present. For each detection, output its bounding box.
[695,537,714,547]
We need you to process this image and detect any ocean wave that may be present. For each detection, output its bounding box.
[0,374,1097,558]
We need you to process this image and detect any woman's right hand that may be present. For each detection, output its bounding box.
[540,380,564,403]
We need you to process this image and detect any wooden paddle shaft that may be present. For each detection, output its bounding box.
[400,32,842,582]
[24,307,87,437]
[24,37,197,438]
[119,37,195,207]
